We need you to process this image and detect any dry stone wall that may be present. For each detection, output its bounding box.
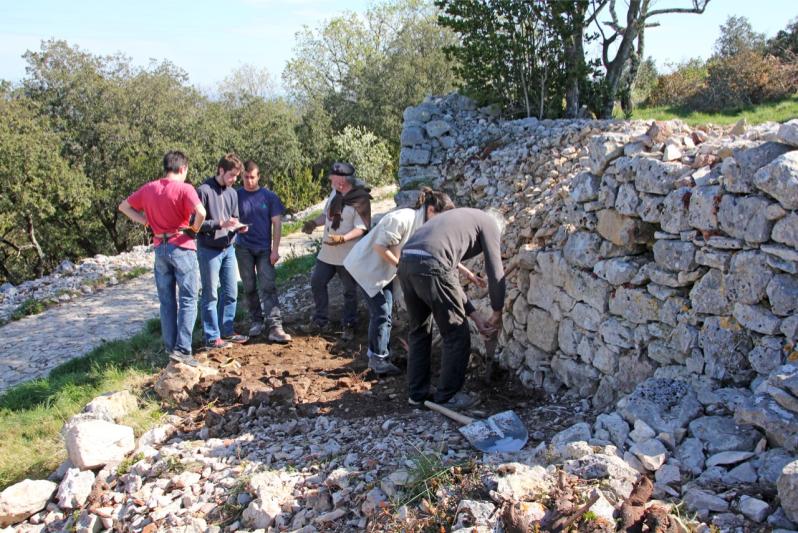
[399,94,798,417]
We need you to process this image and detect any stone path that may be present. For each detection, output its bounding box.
[0,186,398,394]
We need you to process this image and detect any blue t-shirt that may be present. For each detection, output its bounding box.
[236,187,285,251]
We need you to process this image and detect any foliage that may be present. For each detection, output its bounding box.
[0,319,166,490]
[271,168,326,215]
[647,58,708,107]
[630,57,658,105]
[284,0,458,151]
[331,126,395,187]
[714,15,766,58]
[276,252,317,286]
[767,17,798,60]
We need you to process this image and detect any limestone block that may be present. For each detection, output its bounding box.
[592,344,619,374]
[597,209,654,246]
[594,257,642,285]
[609,287,660,324]
[617,377,703,434]
[777,119,798,147]
[660,187,692,234]
[536,251,569,287]
[637,193,665,223]
[683,488,729,513]
[772,212,798,249]
[753,151,798,209]
[563,231,602,268]
[588,133,628,174]
[56,468,95,509]
[424,120,450,138]
[767,273,798,316]
[778,460,798,522]
[558,318,581,356]
[402,103,435,123]
[695,247,732,271]
[0,479,57,527]
[717,195,773,243]
[740,496,771,523]
[615,183,639,215]
[676,437,705,475]
[748,336,785,375]
[653,239,696,272]
[399,147,431,166]
[593,412,630,448]
[600,318,635,349]
[83,390,138,422]
[688,415,761,453]
[569,302,602,332]
[598,174,619,208]
[736,392,798,452]
[564,453,638,500]
[563,268,610,312]
[633,157,688,195]
[688,185,721,231]
[526,307,558,352]
[781,315,798,341]
[65,419,135,470]
[400,126,425,146]
[550,356,600,396]
[570,172,601,202]
[723,141,792,194]
[699,316,754,383]
[526,273,560,312]
[725,251,773,305]
[647,340,678,365]
[733,303,781,334]
[670,322,699,354]
[629,438,668,471]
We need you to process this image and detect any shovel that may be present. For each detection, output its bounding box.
[424,401,528,453]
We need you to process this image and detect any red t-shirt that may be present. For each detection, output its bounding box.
[127,178,201,250]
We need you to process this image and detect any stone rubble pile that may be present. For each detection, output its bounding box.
[0,246,153,323]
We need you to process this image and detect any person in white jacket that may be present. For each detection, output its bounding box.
[344,188,483,375]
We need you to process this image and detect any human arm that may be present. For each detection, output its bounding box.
[190,202,206,233]
[302,213,326,234]
[325,227,365,245]
[458,263,486,288]
[373,243,399,268]
[271,215,282,265]
[118,199,147,226]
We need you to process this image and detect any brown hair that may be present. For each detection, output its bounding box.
[243,159,259,172]
[414,186,455,216]
[163,150,188,173]
[217,153,243,174]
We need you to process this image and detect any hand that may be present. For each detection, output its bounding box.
[324,234,346,246]
[270,250,280,265]
[487,309,503,332]
[467,271,487,289]
[302,220,317,234]
[237,225,249,233]
[221,217,240,229]
[471,313,497,338]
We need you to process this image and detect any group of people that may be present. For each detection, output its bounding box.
[119,151,290,368]
[120,151,506,410]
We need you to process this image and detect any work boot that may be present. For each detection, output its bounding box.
[341,323,355,342]
[438,392,478,410]
[169,351,200,367]
[297,320,328,335]
[368,355,401,377]
[267,324,292,344]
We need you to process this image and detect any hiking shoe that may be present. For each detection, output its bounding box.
[248,323,265,337]
[169,351,200,367]
[368,356,401,376]
[206,338,231,350]
[267,324,292,344]
[438,392,478,410]
[297,320,328,335]
[222,333,249,344]
[341,323,356,342]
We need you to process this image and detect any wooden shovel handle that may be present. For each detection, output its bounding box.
[424,401,475,425]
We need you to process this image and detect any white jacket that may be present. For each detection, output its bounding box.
[343,207,426,297]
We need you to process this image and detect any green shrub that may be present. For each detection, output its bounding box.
[647,58,708,107]
[331,126,395,187]
[269,167,326,215]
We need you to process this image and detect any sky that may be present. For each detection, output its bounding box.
[0,0,796,92]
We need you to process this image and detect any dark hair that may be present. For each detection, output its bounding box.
[415,186,455,214]
[163,151,188,173]
[217,153,243,174]
[243,160,259,172]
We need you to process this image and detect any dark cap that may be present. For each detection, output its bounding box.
[329,161,355,176]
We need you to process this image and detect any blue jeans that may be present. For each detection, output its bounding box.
[198,245,238,343]
[153,244,199,355]
[235,246,282,327]
[366,281,394,358]
[310,259,358,327]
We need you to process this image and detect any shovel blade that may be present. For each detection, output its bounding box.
[458,410,528,453]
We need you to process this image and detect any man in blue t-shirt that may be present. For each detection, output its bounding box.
[235,160,291,343]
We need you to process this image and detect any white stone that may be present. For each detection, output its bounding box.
[629,438,668,471]
[56,468,95,509]
[65,420,135,470]
[739,495,771,523]
[0,479,57,527]
[778,460,798,522]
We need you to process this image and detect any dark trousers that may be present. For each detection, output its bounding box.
[398,255,471,403]
[235,246,282,327]
[310,259,358,327]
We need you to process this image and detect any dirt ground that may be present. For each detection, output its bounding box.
[175,271,590,446]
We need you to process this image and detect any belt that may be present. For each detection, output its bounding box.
[402,249,432,257]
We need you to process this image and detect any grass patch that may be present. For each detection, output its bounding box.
[281,209,322,237]
[625,95,798,126]
[0,319,168,490]
[276,253,316,286]
[9,298,47,321]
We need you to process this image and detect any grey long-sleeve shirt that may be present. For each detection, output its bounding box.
[196,177,239,249]
[403,207,505,312]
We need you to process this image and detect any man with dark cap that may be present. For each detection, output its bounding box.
[301,162,371,341]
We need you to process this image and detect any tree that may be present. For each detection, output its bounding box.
[714,15,766,58]
[766,17,798,60]
[331,126,394,187]
[284,0,458,152]
[219,64,276,103]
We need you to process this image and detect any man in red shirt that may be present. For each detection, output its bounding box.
[119,151,206,365]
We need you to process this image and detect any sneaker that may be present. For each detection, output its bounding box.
[341,323,355,342]
[267,324,292,344]
[438,392,478,410]
[169,351,200,367]
[222,333,249,344]
[248,323,265,337]
[206,338,231,350]
[368,356,401,376]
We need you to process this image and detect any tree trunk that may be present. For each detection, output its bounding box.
[25,214,45,277]
[599,0,642,118]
